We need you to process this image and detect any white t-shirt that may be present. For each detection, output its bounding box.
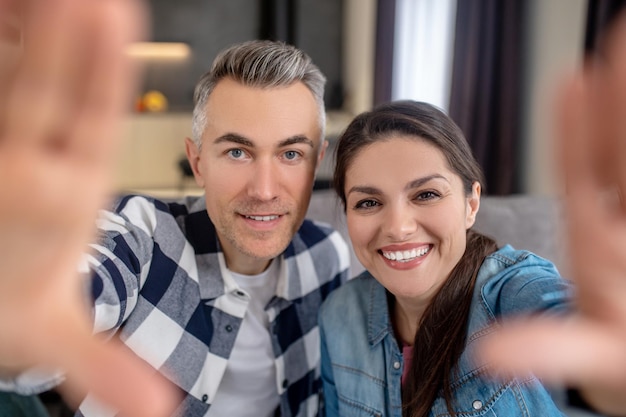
[207,259,280,417]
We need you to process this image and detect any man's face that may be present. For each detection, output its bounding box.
[186,77,326,275]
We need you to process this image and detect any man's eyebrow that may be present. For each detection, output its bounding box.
[213,133,254,147]
[212,134,314,149]
[278,135,315,148]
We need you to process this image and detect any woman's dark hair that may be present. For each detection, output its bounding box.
[333,100,498,417]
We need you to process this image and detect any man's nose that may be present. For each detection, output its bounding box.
[247,158,280,201]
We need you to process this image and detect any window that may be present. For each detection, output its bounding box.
[392,0,457,111]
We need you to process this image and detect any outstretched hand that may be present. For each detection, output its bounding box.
[480,12,626,416]
[0,1,177,416]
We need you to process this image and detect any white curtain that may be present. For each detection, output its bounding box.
[392,0,457,111]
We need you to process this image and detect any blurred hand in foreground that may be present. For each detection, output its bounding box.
[479,11,626,416]
[0,1,178,416]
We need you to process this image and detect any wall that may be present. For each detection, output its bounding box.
[521,0,587,195]
[338,0,590,196]
[144,0,344,110]
[115,0,588,196]
[343,0,376,115]
[114,113,193,193]
[115,0,360,194]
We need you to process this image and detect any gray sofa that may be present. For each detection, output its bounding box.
[306,190,569,278]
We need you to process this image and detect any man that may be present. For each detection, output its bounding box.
[0,2,350,417]
[79,40,349,417]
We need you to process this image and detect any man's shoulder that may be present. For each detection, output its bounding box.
[111,194,204,216]
[97,194,209,243]
[290,219,350,261]
[292,219,347,250]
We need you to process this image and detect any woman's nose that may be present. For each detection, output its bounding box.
[384,203,418,241]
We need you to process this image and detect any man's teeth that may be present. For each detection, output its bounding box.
[382,247,429,262]
[246,215,279,222]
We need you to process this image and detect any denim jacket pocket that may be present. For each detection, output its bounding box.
[337,396,384,417]
[332,363,388,417]
[429,371,529,417]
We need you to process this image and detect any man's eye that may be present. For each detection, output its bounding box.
[228,149,245,159]
[284,150,301,160]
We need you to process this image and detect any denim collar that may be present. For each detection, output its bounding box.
[366,273,395,347]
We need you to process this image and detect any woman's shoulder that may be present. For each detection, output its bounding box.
[479,245,562,284]
[484,244,557,268]
[320,271,377,316]
[477,245,572,316]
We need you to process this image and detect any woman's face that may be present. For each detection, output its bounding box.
[344,135,480,304]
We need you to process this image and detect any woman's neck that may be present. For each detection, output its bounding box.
[391,295,430,347]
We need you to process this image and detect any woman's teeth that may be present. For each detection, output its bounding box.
[382,246,429,262]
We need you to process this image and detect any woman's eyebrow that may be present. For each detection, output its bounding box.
[406,174,449,191]
[347,185,382,196]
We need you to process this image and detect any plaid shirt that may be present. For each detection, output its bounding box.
[78,194,351,417]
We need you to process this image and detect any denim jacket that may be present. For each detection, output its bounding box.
[319,245,572,417]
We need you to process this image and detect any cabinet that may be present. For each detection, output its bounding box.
[114,113,193,192]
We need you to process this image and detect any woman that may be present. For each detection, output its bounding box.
[319,101,571,416]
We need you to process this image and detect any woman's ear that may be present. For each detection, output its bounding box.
[184,137,204,187]
[466,181,481,228]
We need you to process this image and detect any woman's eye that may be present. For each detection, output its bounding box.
[354,199,380,210]
[416,191,440,201]
[283,150,301,161]
[227,149,245,159]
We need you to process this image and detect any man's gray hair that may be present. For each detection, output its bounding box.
[191,40,327,147]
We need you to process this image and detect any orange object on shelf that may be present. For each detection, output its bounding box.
[142,90,168,112]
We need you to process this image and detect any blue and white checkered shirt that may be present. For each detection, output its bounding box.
[78,194,351,417]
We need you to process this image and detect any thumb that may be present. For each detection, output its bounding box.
[478,317,626,388]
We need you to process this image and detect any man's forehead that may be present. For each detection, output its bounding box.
[205,78,318,113]
[202,80,322,147]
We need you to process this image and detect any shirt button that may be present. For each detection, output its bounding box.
[235,290,245,297]
[225,325,233,332]
[472,400,483,410]
[202,394,208,403]
[282,379,289,389]
[393,361,401,370]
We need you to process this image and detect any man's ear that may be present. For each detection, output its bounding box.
[466,181,481,229]
[184,137,204,187]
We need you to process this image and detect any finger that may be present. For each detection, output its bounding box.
[0,0,22,131]
[59,335,180,417]
[0,1,20,44]
[554,72,589,192]
[5,0,84,147]
[71,0,147,172]
[553,72,626,314]
[602,14,626,210]
[583,13,626,202]
[478,318,626,388]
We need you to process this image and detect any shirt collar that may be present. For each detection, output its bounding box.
[367,273,394,347]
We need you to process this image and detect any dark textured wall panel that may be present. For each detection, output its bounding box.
[140,0,342,111]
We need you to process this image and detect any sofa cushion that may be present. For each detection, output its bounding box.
[306,190,568,278]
